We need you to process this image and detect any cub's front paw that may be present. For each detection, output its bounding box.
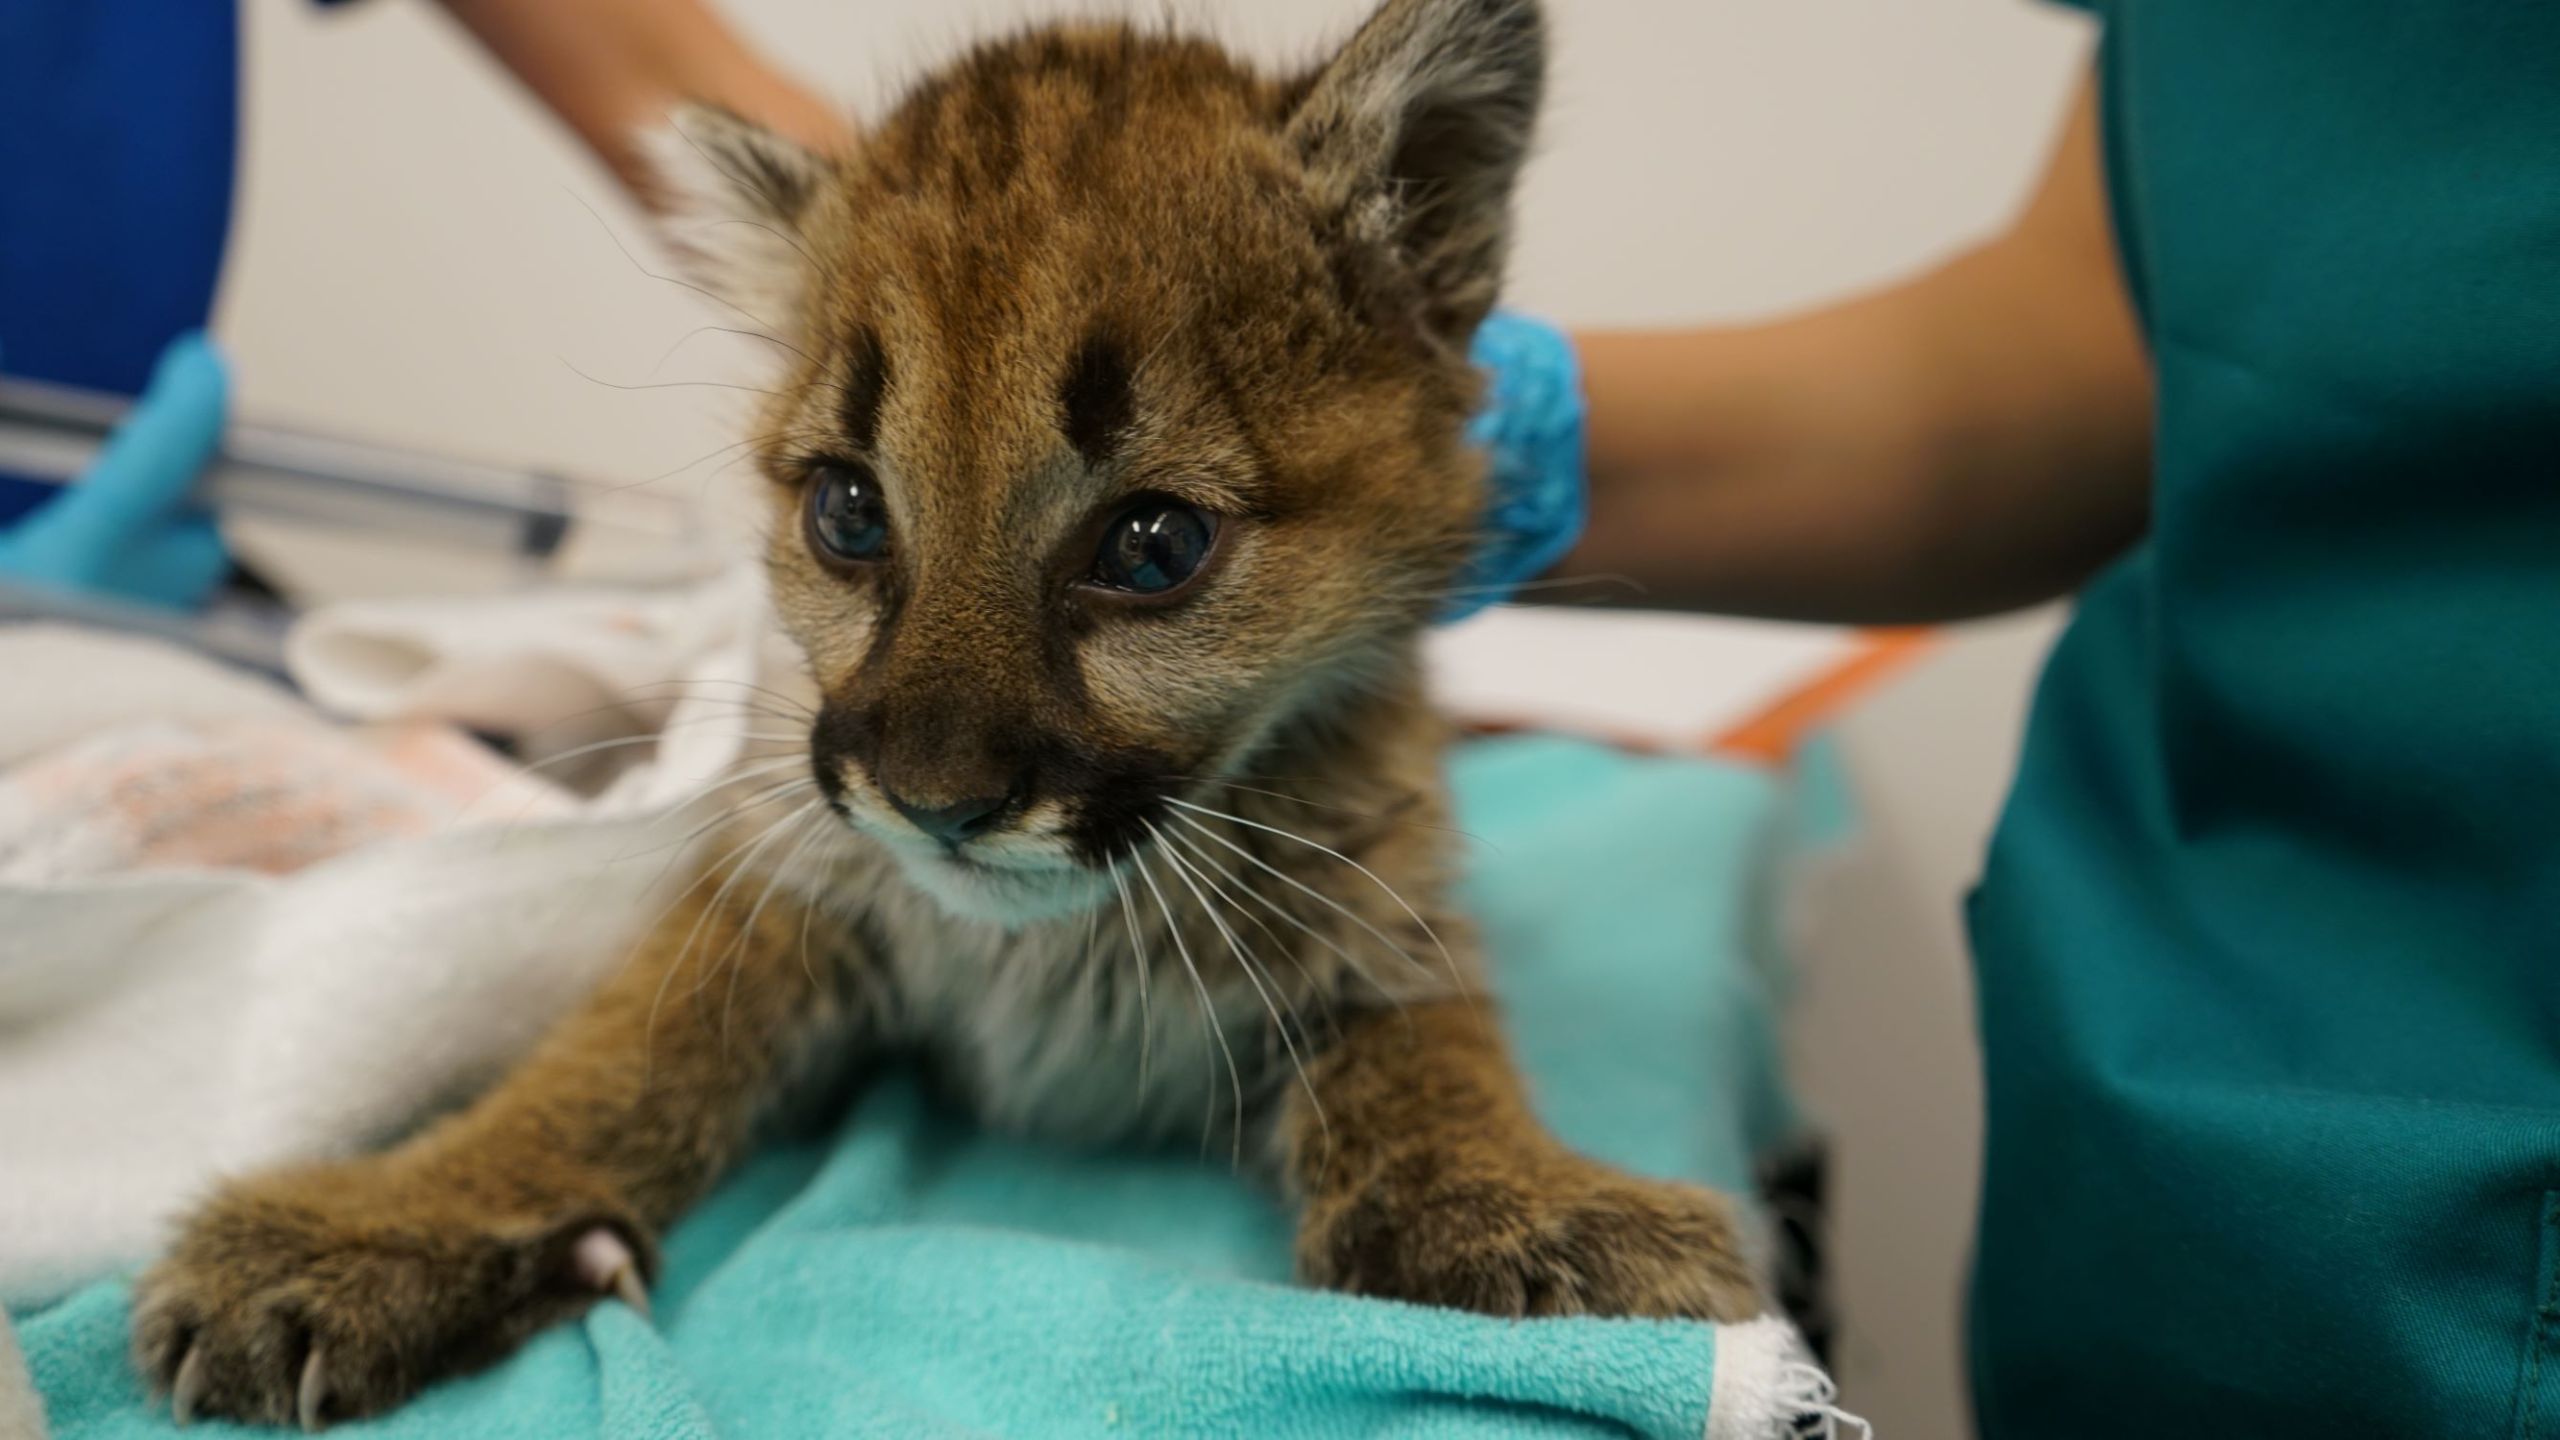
[132,1161,652,1430]
[1300,1153,1763,1322]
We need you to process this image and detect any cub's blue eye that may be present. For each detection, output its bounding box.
[1092,500,1216,596]
[806,462,889,563]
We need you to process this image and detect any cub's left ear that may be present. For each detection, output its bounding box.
[1286,0,1545,347]
[637,103,830,324]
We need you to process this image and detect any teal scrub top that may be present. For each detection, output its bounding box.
[1968,3,2560,1435]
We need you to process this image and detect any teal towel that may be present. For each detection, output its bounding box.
[15,735,1814,1439]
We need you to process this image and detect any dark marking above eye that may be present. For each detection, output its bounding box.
[1193,340,1279,485]
[1057,330,1135,468]
[841,325,890,451]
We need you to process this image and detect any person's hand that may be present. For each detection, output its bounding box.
[1443,311,1588,623]
[0,332,232,609]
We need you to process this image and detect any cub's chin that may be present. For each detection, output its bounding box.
[884,841,1112,929]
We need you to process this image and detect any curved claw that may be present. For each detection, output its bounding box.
[171,1345,207,1426]
[610,1263,651,1320]
[298,1345,328,1432]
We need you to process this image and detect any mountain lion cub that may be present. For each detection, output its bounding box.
[134,0,1761,1425]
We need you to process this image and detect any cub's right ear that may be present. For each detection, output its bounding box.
[638,103,829,324]
[1286,0,1545,348]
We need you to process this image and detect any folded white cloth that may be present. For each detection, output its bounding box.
[285,564,794,813]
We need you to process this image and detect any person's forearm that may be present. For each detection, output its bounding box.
[1554,84,2153,624]
[435,0,851,203]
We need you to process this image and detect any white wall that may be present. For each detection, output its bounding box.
[223,0,2086,487]
[222,4,2092,1436]
[1788,611,2063,1439]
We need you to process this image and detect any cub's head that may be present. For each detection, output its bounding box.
[648,0,1542,923]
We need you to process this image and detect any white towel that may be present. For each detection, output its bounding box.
[0,573,781,1307]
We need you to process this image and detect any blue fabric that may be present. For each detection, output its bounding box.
[0,333,233,608]
[0,1,240,526]
[17,735,1799,1438]
[1447,312,1587,623]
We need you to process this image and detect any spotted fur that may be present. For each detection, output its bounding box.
[132,3,1762,1426]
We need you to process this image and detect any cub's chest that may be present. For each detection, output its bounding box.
[855,881,1282,1148]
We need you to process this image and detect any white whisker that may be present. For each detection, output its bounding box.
[1166,799,1468,1002]
[456,732,805,842]
[1068,875,1105,1018]
[1160,822,1372,1026]
[1131,842,1241,1166]
[508,727,803,781]
[613,677,818,722]
[1148,821,1327,1157]
[499,682,815,755]
[721,806,834,1049]
[1109,862,1157,1094]
[600,770,816,950]
[681,802,815,1005]
[602,764,817,899]
[795,835,827,991]
[1172,813,1427,990]
[643,797,815,1081]
[1199,778,1490,849]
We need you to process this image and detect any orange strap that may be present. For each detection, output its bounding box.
[1450,628,1936,764]
[1708,628,1935,764]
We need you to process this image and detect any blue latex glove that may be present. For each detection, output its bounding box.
[1444,310,1588,624]
[0,332,232,609]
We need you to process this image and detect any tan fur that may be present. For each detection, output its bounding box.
[133,881,852,1426]
[134,3,1760,1425]
[1291,1003,1761,1318]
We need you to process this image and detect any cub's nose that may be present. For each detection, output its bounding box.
[884,788,1013,846]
